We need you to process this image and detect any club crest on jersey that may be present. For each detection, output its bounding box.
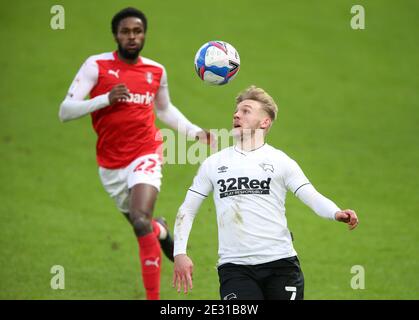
[217,177,271,198]
[146,72,153,84]
[259,163,274,173]
[223,293,238,300]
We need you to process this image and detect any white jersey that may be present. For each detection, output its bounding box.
[188,144,312,266]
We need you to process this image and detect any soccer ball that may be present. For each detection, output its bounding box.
[194,41,240,85]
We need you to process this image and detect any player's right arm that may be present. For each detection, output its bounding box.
[58,57,129,122]
[173,159,213,294]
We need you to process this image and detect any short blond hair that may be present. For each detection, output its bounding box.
[235,85,278,121]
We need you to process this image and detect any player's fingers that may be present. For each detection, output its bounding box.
[177,277,183,293]
[172,272,178,288]
[341,214,350,223]
[344,211,357,229]
[344,210,355,222]
[349,216,359,230]
[186,272,193,291]
[179,273,189,294]
[114,88,130,96]
[121,91,131,98]
[345,210,357,222]
[111,86,126,95]
[110,91,130,103]
[116,92,131,102]
[336,211,350,223]
[173,272,180,293]
[350,213,358,225]
[349,221,358,230]
[183,270,192,293]
[112,86,129,95]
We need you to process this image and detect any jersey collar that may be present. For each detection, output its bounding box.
[234,143,267,156]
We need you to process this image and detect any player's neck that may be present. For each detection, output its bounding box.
[235,134,265,152]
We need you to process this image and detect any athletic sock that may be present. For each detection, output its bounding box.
[137,232,162,300]
[152,219,167,240]
[151,219,161,239]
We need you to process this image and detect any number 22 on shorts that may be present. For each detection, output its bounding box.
[133,158,157,174]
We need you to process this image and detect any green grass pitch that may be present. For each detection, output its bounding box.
[0,0,418,299]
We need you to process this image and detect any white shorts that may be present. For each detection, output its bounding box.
[99,154,163,213]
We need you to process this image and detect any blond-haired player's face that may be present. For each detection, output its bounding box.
[232,99,270,137]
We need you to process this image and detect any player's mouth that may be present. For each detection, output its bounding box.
[126,43,139,50]
[233,123,241,128]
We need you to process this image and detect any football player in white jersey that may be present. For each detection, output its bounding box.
[172,86,359,300]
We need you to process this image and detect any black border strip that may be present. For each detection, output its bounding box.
[293,183,311,195]
[188,189,208,198]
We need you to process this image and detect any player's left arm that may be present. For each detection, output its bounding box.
[295,185,359,230]
[154,67,217,149]
[285,158,359,230]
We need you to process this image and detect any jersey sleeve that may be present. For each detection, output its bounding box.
[153,67,202,139]
[188,159,213,198]
[154,67,169,105]
[174,159,213,256]
[59,56,109,122]
[173,190,206,256]
[294,184,340,220]
[66,56,99,100]
[283,157,311,194]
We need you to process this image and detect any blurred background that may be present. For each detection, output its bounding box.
[0,0,418,299]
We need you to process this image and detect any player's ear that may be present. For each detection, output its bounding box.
[260,117,271,130]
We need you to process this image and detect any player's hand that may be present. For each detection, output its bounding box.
[196,130,217,150]
[173,254,194,294]
[108,84,130,104]
[335,209,359,230]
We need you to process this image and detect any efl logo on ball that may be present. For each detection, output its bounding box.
[194,41,240,85]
